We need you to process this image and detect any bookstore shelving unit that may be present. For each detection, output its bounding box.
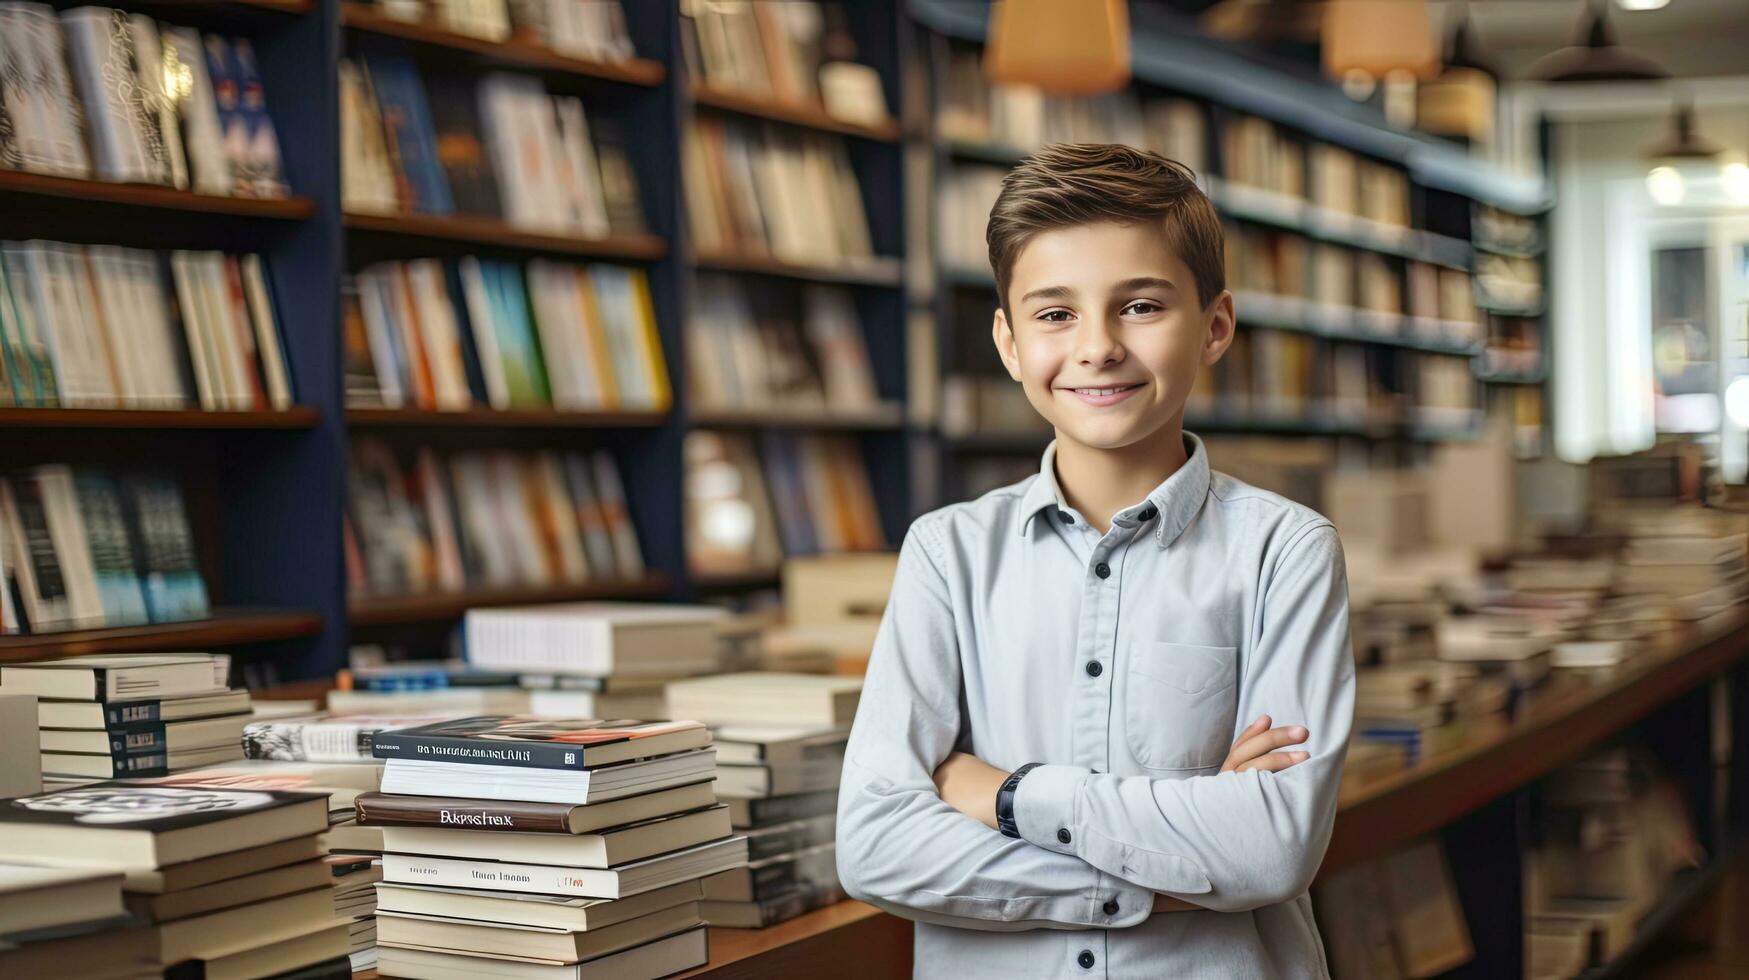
[676,2,913,592]
[904,0,1553,508]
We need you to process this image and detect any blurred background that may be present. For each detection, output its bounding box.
[5,0,1749,977]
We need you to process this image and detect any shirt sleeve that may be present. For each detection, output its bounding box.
[1010,522,1357,913]
[835,521,1155,932]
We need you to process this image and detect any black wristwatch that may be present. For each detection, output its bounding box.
[995,762,1041,838]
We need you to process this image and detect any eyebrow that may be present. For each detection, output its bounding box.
[1019,277,1180,306]
[1019,284,1073,305]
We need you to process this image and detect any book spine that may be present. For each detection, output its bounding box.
[354,792,574,833]
[103,699,164,727]
[242,720,378,762]
[382,853,610,897]
[108,724,167,755]
[370,731,593,770]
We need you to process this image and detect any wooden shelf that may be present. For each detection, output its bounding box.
[1324,611,1749,876]
[0,407,318,430]
[348,576,670,626]
[692,569,783,592]
[0,170,314,220]
[678,901,910,979]
[691,405,906,431]
[0,609,322,661]
[692,250,903,288]
[345,211,667,261]
[340,5,665,86]
[346,407,667,429]
[691,85,900,142]
[1233,292,1484,357]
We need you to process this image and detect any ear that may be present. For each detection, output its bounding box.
[992,307,1023,382]
[1201,291,1236,367]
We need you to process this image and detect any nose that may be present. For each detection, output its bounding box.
[1074,316,1124,368]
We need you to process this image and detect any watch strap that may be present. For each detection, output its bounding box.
[995,762,1041,838]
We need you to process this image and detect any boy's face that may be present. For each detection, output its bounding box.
[993,220,1234,453]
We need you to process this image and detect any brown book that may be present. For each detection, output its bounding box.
[355,780,717,834]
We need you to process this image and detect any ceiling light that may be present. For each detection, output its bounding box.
[1643,102,1724,161]
[1528,1,1670,81]
[1724,163,1749,204]
[1616,0,1671,11]
[1646,165,1685,205]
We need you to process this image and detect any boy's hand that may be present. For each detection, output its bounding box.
[932,752,1007,829]
[1221,714,1309,774]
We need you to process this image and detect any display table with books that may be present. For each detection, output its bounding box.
[365,611,1748,980]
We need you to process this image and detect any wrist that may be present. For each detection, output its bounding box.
[995,762,1041,838]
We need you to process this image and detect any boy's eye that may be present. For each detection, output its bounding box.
[1036,309,1074,323]
[1123,301,1162,316]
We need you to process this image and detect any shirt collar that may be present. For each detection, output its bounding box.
[1017,432,1210,549]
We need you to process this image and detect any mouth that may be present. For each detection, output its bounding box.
[1060,382,1146,407]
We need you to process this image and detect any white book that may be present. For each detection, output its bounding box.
[525,260,593,408]
[3,653,219,701]
[60,7,166,184]
[375,927,708,980]
[339,59,398,213]
[553,96,609,237]
[535,452,590,583]
[56,245,121,405]
[5,244,98,407]
[169,251,221,409]
[29,466,105,628]
[458,257,510,409]
[197,254,255,409]
[490,451,554,584]
[84,247,147,406]
[355,268,407,408]
[379,748,718,806]
[478,74,563,232]
[463,602,725,677]
[380,805,732,868]
[373,878,702,933]
[1,4,91,177]
[129,14,187,190]
[161,26,230,194]
[449,454,516,584]
[406,259,470,410]
[241,255,292,409]
[381,837,748,899]
[386,264,435,409]
[120,248,188,407]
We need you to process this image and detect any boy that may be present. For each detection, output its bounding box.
[836,144,1355,978]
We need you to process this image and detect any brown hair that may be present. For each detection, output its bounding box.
[986,143,1224,312]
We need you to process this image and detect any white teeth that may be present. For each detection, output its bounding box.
[1075,386,1132,396]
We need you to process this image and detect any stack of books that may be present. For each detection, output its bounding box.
[0,242,293,411]
[687,276,882,417]
[0,654,250,785]
[359,716,749,978]
[343,257,668,413]
[326,656,533,716]
[666,672,861,927]
[0,864,147,978]
[0,4,287,196]
[462,602,726,708]
[0,784,345,977]
[0,468,209,635]
[143,755,392,972]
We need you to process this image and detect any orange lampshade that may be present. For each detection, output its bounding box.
[1322,0,1440,81]
[984,0,1130,96]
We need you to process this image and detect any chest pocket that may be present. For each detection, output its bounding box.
[1124,641,1240,771]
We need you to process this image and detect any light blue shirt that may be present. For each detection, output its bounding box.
[836,433,1356,979]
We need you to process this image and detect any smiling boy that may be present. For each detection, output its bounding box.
[836,144,1356,978]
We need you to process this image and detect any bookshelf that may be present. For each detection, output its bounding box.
[345,408,667,429]
[343,212,668,261]
[0,408,320,429]
[0,170,317,220]
[339,3,666,86]
[348,575,668,627]
[0,609,322,663]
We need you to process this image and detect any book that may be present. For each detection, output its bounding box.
[379,748,717,805]
[162,920,349,980]
[382,805,732,868]
[1,654,221,701]
[700,842,836,902]
[39,742,244,779]
[98,833,322,895]
[463,603,725,677]
[667,672,862,727]
[712,724,850,767]
[366,57,454,215]
[372,878,702,932]
[381,835,749,899]
[0,784,328,870]
[125,859,329,923]
[741,813,835,862]
[39,689,250,730]
[700,880,844,928]
[60,8,172,185]
[117,473,210,623]
[377,900,702,964]
[0,864,124,936]
[374,926,707,980]
[370,716,711,770]
[724,789,836,829]
[243,715,454,763]
[715,758,843,798]
[153,885,335,965]
[354,780,718,834]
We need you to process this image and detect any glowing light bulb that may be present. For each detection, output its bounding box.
[1724,163,1749,205]
[1646,165,1685,206]
[1726,376,1749,428]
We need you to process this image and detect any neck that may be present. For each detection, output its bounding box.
[1053,419,1189,534]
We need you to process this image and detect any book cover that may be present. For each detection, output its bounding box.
[365,56,455,215]
[243,715,443,764]
[227,38,288,198]
[422,73,501,217]
[116,473,209,623]
[482,260,551,406]
[71,470,149,626]
[369,716,708,771]
[162,26,228,194]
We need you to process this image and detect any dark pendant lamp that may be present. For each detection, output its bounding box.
[1527,0,1670,82]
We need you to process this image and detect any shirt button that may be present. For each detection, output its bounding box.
[1057,828,1072,844]
[1095,562,1111,579]
[1078,950,1096,969]
[1085,660,1102,677]
[1103,899,1120,915]
[1058,510,1073,524]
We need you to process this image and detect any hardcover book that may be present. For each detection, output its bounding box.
[353,779,716,835]
[1,654,220,702]
[370,716,710,771]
